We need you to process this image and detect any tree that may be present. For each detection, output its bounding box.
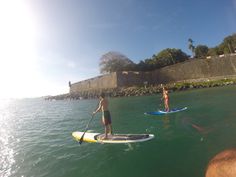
[135,48,189,71]
[153,48,189,68]
[216,45,225,55]
[99,51,135,73]
[195,45,209,58]
[136,60,152,71]
[188,38,195,57]
[207,34,236,57]
[221,34,236,54]
[207,48,218,56]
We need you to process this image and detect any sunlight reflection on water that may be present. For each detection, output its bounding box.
[0,99,15,177]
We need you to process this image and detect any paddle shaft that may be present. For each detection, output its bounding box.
[79,114,95,144]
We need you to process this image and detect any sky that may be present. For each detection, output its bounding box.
[0,0,235,98]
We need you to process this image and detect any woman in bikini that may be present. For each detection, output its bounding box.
[162,85,170,112]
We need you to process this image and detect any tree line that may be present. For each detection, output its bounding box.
[100,33,236,74]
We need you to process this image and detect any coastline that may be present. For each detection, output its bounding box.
[45,78,236,100]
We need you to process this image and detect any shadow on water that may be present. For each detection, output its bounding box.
[180,117,213,135]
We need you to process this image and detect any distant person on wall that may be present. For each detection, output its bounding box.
[69,81,71,88]
[205,148,236,177]
[161,84,170,112]
[93,92,113,139]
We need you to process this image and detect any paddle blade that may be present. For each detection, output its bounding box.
[79,132,86,145]
[78,114,95,145]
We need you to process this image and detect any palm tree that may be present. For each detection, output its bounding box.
[188,38,195,58]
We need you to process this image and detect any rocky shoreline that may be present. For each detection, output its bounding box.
[45,78,236,100]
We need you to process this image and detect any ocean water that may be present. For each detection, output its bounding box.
[1,86,236,177]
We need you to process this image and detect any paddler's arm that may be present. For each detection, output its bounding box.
[93,101,102,115]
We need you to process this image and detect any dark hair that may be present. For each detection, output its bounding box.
[100,92,105,98]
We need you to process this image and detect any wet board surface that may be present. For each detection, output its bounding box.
[72,131,154,144]
[145,107,187,115]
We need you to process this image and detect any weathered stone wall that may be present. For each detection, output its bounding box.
[116,71,152,87]
[70,72,117,93]
[70,55,236,95]
[152,55,236,84]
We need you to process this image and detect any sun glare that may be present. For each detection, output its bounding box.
[0,0,42,98]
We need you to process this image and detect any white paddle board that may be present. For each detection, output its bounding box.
[72,131,154,144]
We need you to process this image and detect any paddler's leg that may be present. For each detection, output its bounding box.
[165,99,169,112]
[106,111,112,135]
[108,124,113,135]
[104,125,108,139]
[102,117,108,139]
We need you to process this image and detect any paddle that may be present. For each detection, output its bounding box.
[79,114,95,145]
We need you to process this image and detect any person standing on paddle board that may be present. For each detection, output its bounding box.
[93,92,112,139]
[161,84,170,112]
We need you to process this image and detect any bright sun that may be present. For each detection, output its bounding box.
[0,0,42,98]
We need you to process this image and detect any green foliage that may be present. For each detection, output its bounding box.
[195,45,209,58]
[99,51,135,73]
[214,46,224,55]
[136,60,155,71]
[207,48,217,56]
[135,48,189,71]
[221,34,236,53]
[207,33,236,57]
[154,48,189,67]
[207,46,226,56]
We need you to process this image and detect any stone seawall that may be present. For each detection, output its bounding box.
[49,55,236,100]
[116,71,152,87]
[152,55,236,84]
[70,72,117,93]
[46,78,236,100]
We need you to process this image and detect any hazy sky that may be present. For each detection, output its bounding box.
[0,0,235,98]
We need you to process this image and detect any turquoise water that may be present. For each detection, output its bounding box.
[1,86,236,177]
